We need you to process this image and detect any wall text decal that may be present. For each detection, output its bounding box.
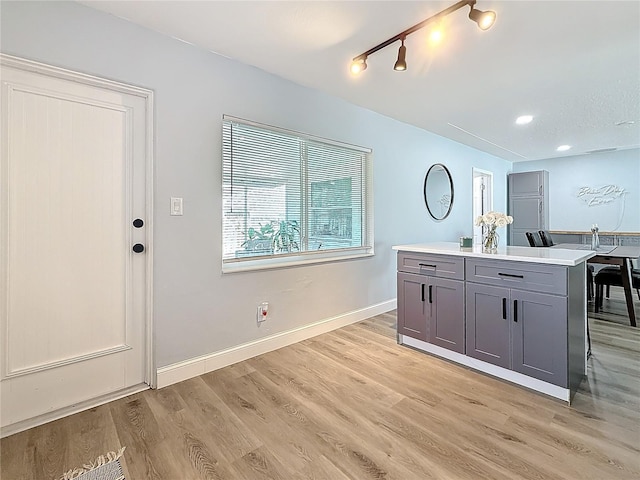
[576,185,626,206]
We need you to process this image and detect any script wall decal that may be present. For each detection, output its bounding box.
[576,185,626,207]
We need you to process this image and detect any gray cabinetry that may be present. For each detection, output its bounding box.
[511,290,567,386]
[397,271,428,342]
[430,277,465,353]
[397,253,465,353]
[465,258,569,387]
[394,243,587,402]
[508,170,549,246]
[466,283,510,368]
[397,252,464,279]
[509,170,547,196]
[466,258,566,295]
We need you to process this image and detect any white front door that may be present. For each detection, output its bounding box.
[0,55,153,434]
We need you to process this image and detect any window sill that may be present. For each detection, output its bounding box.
[222,248,374,274]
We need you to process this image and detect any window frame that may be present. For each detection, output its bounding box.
[221,115,374,273]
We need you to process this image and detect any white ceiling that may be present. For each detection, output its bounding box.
[79,0,640,162]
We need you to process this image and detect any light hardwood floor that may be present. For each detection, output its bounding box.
[2,290,639,479]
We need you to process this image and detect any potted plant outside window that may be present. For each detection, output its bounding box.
[242,220,300,254]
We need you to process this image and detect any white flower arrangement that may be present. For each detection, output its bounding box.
[475,211,513,252]
[475,211,513,228]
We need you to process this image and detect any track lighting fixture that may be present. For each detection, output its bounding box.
[394,39,407,71]
[350,57,367,74]
[468,6,496,30]
[350,0,496,75]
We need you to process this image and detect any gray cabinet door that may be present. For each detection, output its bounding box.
[511,290,568,387]
[509,171,544,197]
[465,282,510,368]
[511,197,542,229]
[429,278,465,353]
[509,197,544,246]
[507,171,549,246]
[397,272,428,341]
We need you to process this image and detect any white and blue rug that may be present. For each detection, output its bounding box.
[57,447,126,480]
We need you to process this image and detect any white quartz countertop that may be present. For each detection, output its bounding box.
[392,242,596,266]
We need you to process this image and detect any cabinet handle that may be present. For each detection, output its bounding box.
[429,285,433,304]
[421,284,425,302]
[513,300,518,322]
[502,298,507,319]
[419,263,436,268]
[539,185,543,195]
[498,272,524,279]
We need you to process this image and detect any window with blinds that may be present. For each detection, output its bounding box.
[222,115,373,271]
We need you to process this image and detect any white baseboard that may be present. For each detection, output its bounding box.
[400,335,571,403]
[157,299,396,389]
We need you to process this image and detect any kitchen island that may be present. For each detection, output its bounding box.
[392,242,595,402]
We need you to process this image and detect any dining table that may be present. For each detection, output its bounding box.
[554,243,640,327]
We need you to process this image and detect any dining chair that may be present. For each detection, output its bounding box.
[538,231,593,299]
[594,266,640,318]
[526,231,544,247]
[538,230,555,247]
[587,265,595,301]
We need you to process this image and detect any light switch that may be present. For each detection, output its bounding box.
[170,197,183,216]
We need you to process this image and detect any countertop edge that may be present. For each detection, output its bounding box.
[392,242,596,267]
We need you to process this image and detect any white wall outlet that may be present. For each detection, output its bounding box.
[170,197,183,216]
[257,302,269,324]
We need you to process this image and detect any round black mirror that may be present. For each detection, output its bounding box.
[423,164,454,220]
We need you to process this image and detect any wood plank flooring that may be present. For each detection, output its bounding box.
[2,290,639,479]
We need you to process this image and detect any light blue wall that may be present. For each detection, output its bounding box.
[513,149,640,232]
[1,1,510,367]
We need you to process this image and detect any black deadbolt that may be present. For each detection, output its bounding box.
[133,218,144,228]
[132,243,145,253]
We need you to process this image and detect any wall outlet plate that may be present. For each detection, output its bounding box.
[257,302,269,324]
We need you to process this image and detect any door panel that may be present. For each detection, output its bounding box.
[465,283,510,368]
[510,197,542,230]
[511,290,568,387]
[430,278,465,353]
[1,57,150,429]
[6,88,129,375]
[397,272,428,341]
[509,172,542,196]
[510,229,531,247]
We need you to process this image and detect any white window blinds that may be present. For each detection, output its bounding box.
[222,116,373,269]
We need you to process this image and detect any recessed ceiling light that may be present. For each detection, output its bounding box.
[515,115,533,125]
[556,145,571,152]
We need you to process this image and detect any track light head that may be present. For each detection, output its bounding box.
[468,6,496,30]
[394,40,407,71]
[350,57,367,75]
